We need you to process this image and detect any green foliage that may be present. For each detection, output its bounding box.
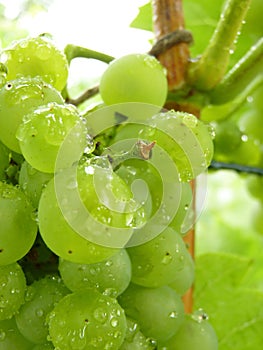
[195,253,263,350]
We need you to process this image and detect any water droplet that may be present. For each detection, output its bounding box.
[183,114,198,128]
[25,286,35,301]
[110,318,119,328]
[93,307,108,324]
[169,311,178,319]
[35,308,44,317]
[241,134,248,142]
[191,308,209,323]
[105,260,113,267]
[162,253,172,265]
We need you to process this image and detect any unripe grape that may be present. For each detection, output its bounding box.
[0,76,64,153]
[1,35,68,91]
[100,53,168,107]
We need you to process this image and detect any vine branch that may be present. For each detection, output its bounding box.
[209,160,263,176]
[209,37,263,104]
[152,0,190,90]
[187,0,252,90]
[149,29,193,57]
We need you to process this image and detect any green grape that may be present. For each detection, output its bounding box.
[252,204,263,235]
[169,181,194,233]
[120,317,155,350]
[236,84,263,143]
[159,311,218,350]
[116,158,193,235]
[228,136,261,166]
[48,288,127,350]
[127,227,189,288]
[0,141,10,181]
[1,35,68,91]
[238,110,263,143]
[0,263,26,321]
[212,119,242,156]
[0,317,33,349]
[77,159,146,234]
[116,159,157,220]
[0,181,38,265]
[0,76,64,153]
[58,249,132,297]
[114,111,214,182]
[245,174,263,201]
[32,342,54,350]
[99,53,168,107]
[38,175,119,264]
[118,283,184,343]
[168,250,195,296]
[19,161,53,208]
[15,275,69,344]
[17,102,87,173]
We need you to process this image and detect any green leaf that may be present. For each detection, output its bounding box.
[130,2,153,32]
[195,252,263,350]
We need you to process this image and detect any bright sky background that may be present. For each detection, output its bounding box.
[2,0,152,54]
[1,0,152,88]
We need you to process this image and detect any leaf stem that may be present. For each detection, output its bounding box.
[187,0,252,90]
[209,38,263,104]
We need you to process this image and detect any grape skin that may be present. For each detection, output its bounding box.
[159,313,218,350]
[38,176,119,264]
[100,53,168,107]
[17,102,86,173]
[0,76,64,153]
[0,181,38,265]
[58,249,132,297]
[127,227,190,288]
[1,35,68,91]
[118,283,185,343]
[15,275,69,344]
[0,317,34,349]
[48,289,127,350]
[0,263,26,321]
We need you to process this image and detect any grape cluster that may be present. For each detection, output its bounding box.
[0,35,217,349]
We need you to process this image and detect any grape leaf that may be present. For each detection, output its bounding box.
[195,252,263,350]
[130,2,153,32]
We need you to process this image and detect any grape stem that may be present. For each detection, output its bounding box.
[62,45,114,102]
[106,140,156,170]
[66,85,99,105]
[187,0,252,90]
[209,37,263,104]
[209,160,263,176]
[64,44,114,64]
